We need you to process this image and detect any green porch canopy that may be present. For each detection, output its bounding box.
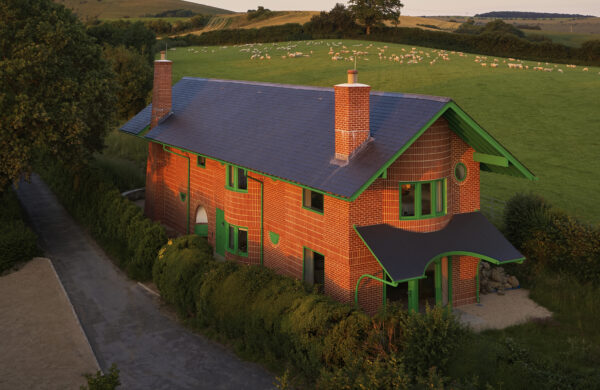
[354,212,524,283]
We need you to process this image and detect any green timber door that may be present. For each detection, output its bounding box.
[216,208,225,256]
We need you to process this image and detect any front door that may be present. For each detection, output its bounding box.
[215,208,225,256]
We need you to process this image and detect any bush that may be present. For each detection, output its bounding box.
[503,192,554,249]
[152,235,213,316]
[39,161,167,281]
[81,363,120,390]
[153,236,466,385]
[0,189,40,273]
[503,193,600,285]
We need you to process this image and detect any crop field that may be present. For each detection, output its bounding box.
[156,39,600,224]
[523,30,600,47]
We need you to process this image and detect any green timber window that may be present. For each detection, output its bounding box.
[303,247,325,292]
[226,223,248,256]
[302,188,324,214]
[226,165,248,192]
[400,179,446,219]
[197,156,206,168]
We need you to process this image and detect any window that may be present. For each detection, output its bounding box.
[454,162,467,182]
[225,165,248,192]
[303,247,325,292]
[400,179,446,219]
[302,188,324,214]
[226,223,248,256]
[197,155,206,168]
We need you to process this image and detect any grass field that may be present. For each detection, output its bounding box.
[524,30,600,47]
[153,39,600,224]
[54,0,231,20]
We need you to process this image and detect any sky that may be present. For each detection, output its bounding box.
[188,0,600,17]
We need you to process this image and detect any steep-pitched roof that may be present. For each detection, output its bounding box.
[120,77,535,199]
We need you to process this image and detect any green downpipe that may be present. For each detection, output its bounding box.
[435,258,442,306]
[247,176,264,266]
[355,274,398,307]
[448,256,453,308]
[162,145,190,234]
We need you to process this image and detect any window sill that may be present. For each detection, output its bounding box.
[302,205,324,215]
[225,185,248,193]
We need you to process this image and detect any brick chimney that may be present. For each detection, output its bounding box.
[151,51,172,128]
[334,70,371,161]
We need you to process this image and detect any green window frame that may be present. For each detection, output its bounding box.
[225,165,248,192]
[454,162,467,182]
[225,223,248,257]
[302,188,324,214]
[197,155,206,168]
[399,179,446,220]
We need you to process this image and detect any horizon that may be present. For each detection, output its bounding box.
[188,0,599,17]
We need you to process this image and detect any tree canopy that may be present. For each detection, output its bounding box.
[348,0,404,35]
[0,0,117,190]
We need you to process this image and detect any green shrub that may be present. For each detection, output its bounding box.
[503,193,554,248]
[81,364,120,390]
[503,193,600,285]
[38,161,167,281]
[152,235,213,316]
[153,235,466,385]
[0,189,40,273]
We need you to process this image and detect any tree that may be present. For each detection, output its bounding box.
[348,0,404,35]
[103,46,153,119]
[0,0,117,190]
[307,3,359,36]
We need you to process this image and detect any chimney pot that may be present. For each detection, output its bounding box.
[347,69,358,84]
[160,51,166,60]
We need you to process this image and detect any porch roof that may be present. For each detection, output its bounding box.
[354,212,524,282]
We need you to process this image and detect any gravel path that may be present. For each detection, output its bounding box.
[15,175,275,390]
[0,257,99,389]
[454,288,552,332]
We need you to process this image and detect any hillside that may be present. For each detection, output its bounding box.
[475,11,595,19]
[182,12,460,36]
[54,0,231,20]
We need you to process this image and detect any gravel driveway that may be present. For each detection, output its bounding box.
[15,175,275,390]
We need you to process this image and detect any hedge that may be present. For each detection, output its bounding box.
[162,23,600,67]
[0,189,40,273]
[39,161,167,280]
[153,235,466,387]
[503,193,600,284]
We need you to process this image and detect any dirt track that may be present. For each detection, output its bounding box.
[0,257,98,389]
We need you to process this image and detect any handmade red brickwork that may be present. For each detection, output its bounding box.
[334,73,370,161]
[144,62,484,315]
[150,55,172,129]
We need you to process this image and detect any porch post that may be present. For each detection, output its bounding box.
[407,279,419,313]
[435,258,442,306]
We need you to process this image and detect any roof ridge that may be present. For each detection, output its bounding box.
[180,77,451,102]
[180,77,332,93]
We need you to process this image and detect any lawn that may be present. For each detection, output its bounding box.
[154,40,600,224]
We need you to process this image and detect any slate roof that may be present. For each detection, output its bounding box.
[354,212,524,282]
[120,77,450,198]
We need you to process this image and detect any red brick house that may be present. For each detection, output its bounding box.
[121,53,536,314]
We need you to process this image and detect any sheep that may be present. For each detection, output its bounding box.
[583,68,589,71]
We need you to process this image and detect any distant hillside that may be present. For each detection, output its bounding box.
[180,12,459,36]
[54,0,232,20]
[475,11,595,19]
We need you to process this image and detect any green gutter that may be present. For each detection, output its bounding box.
[162,145,190,234]
[247,176,264,266]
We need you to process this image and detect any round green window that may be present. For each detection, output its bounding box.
[454,163,467,182]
